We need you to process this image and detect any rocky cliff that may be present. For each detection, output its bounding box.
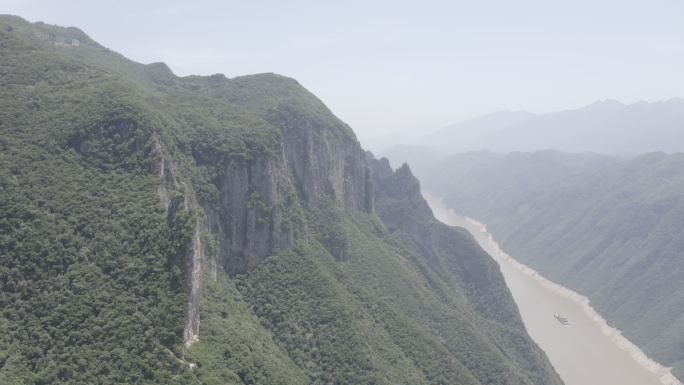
[192,74,374,276]
[0,15,561,385]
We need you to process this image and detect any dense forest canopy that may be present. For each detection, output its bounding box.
[0,15,562,385]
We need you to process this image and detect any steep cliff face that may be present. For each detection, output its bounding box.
[201,152,299,275]
[267,100,374,213]
[156,135,203,349]
[369,155,530,334]
[195,74,374,212]
[195,74,374,275]
[0,15,561,385]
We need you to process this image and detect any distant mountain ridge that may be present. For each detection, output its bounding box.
[397,149,684,382]
[478,152,684,382]
[419,110,535,153]
[412,98,684,155]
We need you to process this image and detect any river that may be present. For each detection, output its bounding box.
[423,192,682,385]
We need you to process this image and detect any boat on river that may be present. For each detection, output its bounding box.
[554,313,570,326]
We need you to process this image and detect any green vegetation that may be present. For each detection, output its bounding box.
[236,207,561,385]
[383,148,616,222]
[414,149,684,381]
[184,271,309,385]
[0,15,562,384]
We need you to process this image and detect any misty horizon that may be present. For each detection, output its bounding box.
[2,0,683,144]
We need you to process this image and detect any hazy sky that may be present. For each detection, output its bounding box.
[2,0,683,145]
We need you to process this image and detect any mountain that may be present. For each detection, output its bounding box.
[407,150,618,221]
[418,110,536,154]
[0,15,562,385]
[481,153,684,382]
[359,129,425,154]
[413,149,684,382]
[414,99,684,155]
[380,144,448,176]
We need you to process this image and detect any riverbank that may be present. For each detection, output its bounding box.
[424,192,682,385]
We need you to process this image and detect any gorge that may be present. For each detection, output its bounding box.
[426,192,682,385]
[0,15,561,385]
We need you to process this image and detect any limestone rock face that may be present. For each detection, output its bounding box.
[369,155,432,225]
[203,154,299,276]
[196,74,375,275]
[269,103,373,213]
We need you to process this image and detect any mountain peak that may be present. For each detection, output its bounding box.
[585,99,626,110]
[1,14,95,46]
[413,97,684,155]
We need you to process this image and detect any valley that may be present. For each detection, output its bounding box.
[425,192,682,385]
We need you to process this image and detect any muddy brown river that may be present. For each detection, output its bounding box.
[424,192,682,385]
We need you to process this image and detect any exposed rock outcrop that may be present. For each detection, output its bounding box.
[156,134,201,348]
[203,153,301,276]
[368,154,526,327]
[196,74,375,276]
[269,103,374,213]
[183,220,202,349]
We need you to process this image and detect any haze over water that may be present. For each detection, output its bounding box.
[424,192,675,385]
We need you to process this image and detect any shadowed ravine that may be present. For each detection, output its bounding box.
[423,191,683,385]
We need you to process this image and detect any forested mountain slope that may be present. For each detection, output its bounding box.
[406,150,617,221]
[482,152,684,381]
[0,15,561,385]
[412,149,684,381]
